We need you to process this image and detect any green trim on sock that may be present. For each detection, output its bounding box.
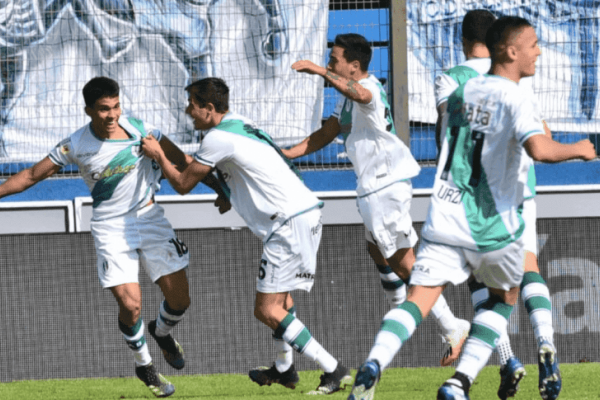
[521,271,546,289]
[119,318,143,337]
[381,319,410,343]
[274,313,295,339]
[399,301,423,326]
[470,323,500,348]
[524,296,552,314]
[480,296,513,320]
[292,328,312,353]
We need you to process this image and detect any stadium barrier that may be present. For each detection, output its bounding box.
[1,186,599,382]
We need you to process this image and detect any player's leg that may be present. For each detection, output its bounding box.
[360,181,469,366]
[468,277,524,400]
[350,240,470,400]
[92,215,174,398]
[520,199,561,400]
[439,241,525,400]
[367,240,408,307]
[249,292,300,389]
[152,268,190,370]
[137,205,191,371]
[251,209,351,394]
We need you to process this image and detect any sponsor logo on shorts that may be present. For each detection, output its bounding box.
[412,264,430,275]
[296,272,315,280]
[102,260,109,273]
[376,173,388,179]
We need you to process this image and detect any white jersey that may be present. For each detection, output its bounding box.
[421,74,545,252]
[434,58,491,108]
[333,74,420,197]
[435,57,537,199]
[194,111,322,242]
[48,116,162,221]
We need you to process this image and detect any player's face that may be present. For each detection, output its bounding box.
[186,95,213,130]
[513,26,541,78]
[86,96,121,138]
[327,46,354,79]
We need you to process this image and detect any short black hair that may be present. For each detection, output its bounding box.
[82,76,119,108]
[486,16,533,63]
[333,33,372,72]
[462,9,497,43]
[185,77,229,113]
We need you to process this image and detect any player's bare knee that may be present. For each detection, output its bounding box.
[523,251,540,273]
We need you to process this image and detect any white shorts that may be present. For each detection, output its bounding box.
[257,208,322,293]
[410,238,526,291]
[91,203,190,288]
[359,180,418,259]
[522,198,537,255]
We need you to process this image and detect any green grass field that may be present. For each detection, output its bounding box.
[1,363,598,400]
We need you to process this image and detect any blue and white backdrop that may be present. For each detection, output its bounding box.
[408,0,600,134]
[0,0,328,161]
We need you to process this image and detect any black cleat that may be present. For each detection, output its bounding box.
[135,362,175,398]
[249,364,300,389]
[309,363,353,395]
[148,320,185,370]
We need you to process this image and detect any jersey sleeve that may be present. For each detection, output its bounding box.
[193,132,234,168]
[434,73,459,108]
[47,138,75,167]
[511,89,545,144]
[331,94,345,119]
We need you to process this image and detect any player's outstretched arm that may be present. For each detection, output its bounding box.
[0,157,61,200]
[292,60,372,104]
[282,116,341,159]
[524,134,596,163]
[159,135,191,172]
[142,136,211,194]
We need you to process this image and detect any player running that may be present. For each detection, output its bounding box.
[435,10,564,400]
[0,76,199,398]
[283,33,470,366]
[348,16,595,400]
[141,77,353,395]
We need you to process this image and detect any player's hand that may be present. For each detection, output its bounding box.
[575,139,597,161]
[141,135,163,161]
[214,194,232,214]
[292,60,326,76]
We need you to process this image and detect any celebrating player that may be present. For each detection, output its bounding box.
[348,16,596,400]
[141,77,353,395]
[0,77,196,398]
[283,33,470,365]
[435,10,566,400]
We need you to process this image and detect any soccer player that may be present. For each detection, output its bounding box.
[0,77,196,398]
[141,77,353,395]
[435,10,563,400]
[348,16,596,400]
[282,33,470,366]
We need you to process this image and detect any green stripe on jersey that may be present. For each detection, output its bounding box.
[91,143,140,208]
[446,88,525,252]
[445,65,481,87]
